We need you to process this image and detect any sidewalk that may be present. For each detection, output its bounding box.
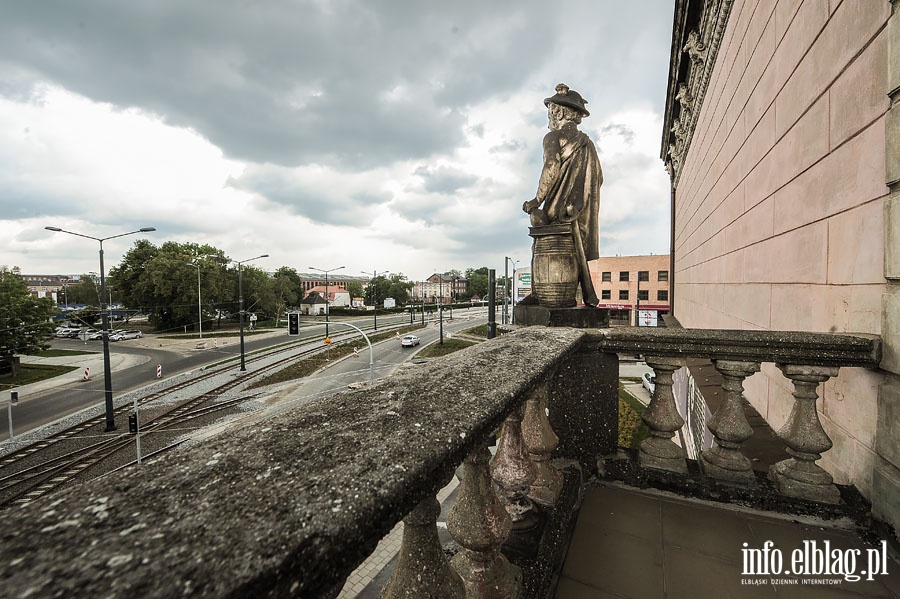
[12,330,290,396]
[14,350,148,396]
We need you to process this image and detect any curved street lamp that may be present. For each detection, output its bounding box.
[45,225,156,431]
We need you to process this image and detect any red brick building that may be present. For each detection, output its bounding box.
[589,255,670,325]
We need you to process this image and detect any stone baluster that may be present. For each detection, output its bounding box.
[639,357,688,474]
[447,442,521,598]
[490,404,539,526]
[380,494,465,599]
[769,364,841,504]
[521,382,563,507]
[700,360,761,484]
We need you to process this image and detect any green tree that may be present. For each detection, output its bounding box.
[65,274,101,306]
[465,267,490,299]
[345,280,364,300]
[108,241,232,333]
[0,268,58,374]
[270,266,303,325]
[235,265,272,323]
[363,273,413,306]
[364,275,390,307]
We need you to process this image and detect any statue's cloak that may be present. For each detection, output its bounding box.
[539,128,603,261]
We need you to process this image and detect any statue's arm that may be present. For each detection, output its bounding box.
[524,134,561,213]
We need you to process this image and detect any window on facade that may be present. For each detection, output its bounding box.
[638,290,649,301]
[658,290,669,301]
[601,271,611,282]
[658,270,669,282]
[601,289,611,300]
[619,271,630,282]
[638,271,649,282]
[619,290,629,300]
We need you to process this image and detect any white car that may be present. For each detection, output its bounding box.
[112,330,143,341]
[642,372,656,394]
[400,334,420,347]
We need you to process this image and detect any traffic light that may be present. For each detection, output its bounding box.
[288,312,300,336]
[128,412,138,434]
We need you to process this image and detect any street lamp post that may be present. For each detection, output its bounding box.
[505,257,519,324]
[236,254,269,371]
[437,271,444,345]
[362,269,378,330]
[185,256,217,339]
[186,261,204,339]
[309,266,344,338]
[45,225,156,431]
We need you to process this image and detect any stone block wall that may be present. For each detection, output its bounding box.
[671,0,895,524]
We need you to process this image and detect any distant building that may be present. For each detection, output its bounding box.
[298,273,368,294]
[20,274,79,304]
[299,292,328,316]
[588,255,670,325]
[412,273,467,303]
[304,286,351,309]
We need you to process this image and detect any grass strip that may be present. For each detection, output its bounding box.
[416,338,476,357]
[247,325,426,389]
[0,364,79,390]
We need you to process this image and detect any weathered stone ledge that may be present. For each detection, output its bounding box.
[584,327,881,368]
[0,327,585,598]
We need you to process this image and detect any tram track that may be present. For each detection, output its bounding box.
[0,321,415,509]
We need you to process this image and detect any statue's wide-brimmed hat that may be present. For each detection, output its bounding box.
[544,83,590,117]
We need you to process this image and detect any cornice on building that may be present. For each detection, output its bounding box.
[660,0,734,188]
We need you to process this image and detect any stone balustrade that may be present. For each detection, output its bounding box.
[0,325,880,597]
[584,327,881,503]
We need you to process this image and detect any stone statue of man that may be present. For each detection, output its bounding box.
[522,83,603,306]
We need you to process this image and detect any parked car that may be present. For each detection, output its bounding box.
[642,372,656,394]
[119,330,143,340]
[55,327,77,337]
[400,334,420,347]
[87,331,105,340]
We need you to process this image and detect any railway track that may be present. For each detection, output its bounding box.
[0,323,412,508]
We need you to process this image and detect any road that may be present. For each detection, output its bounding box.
[253,310,490,418]
[2,308,490,441]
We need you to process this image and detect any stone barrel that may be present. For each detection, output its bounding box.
[529,224,578,308]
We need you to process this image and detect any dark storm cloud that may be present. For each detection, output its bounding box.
[0,0,561,170]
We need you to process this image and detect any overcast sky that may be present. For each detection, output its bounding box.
[1,0,675,281]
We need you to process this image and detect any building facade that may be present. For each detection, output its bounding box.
[662,0,899,530]
[21,274,74,302]
[412,273,467,303]
[298,274,368,293]
[588,255,671,325]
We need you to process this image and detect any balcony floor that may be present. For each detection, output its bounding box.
[557,482,900,599]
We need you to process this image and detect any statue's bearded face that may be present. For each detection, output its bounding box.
[548,104,564,131]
